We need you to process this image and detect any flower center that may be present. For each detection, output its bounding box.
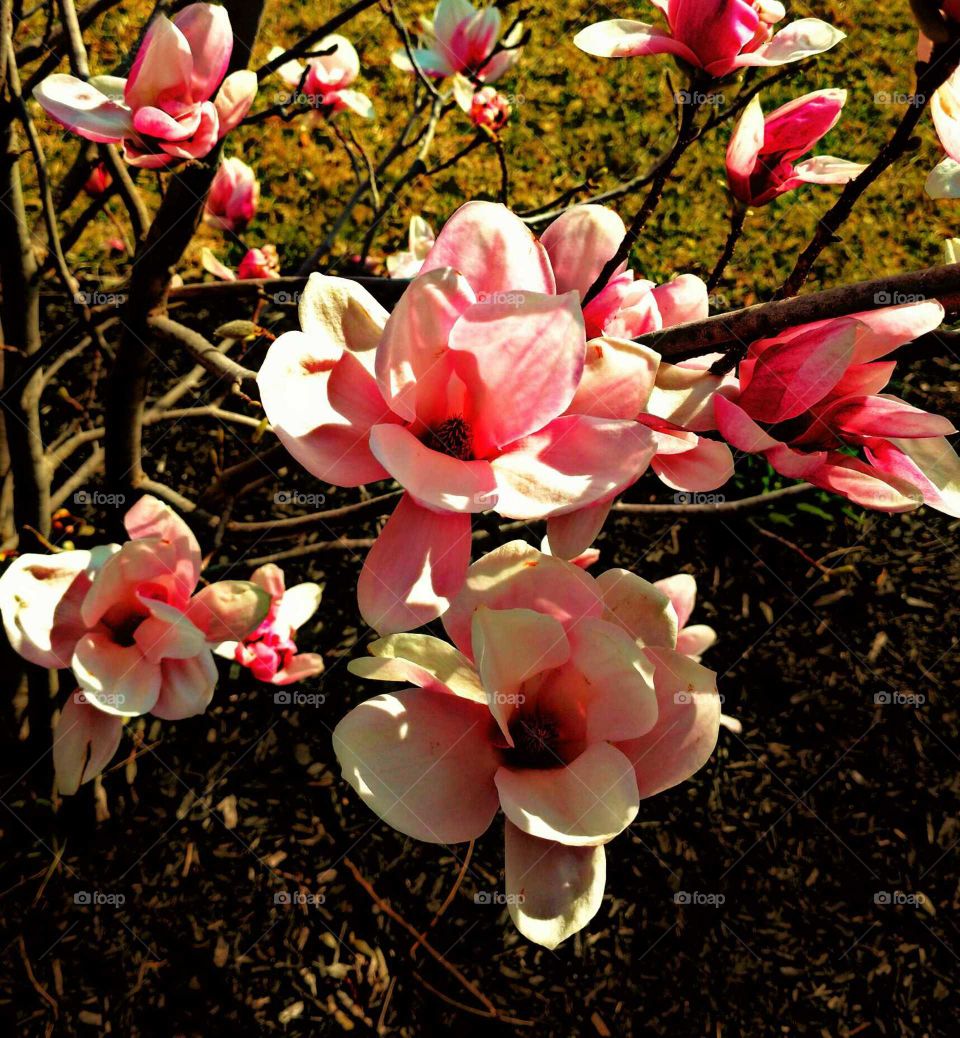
[425,416,473,460]
[508,715,562,769]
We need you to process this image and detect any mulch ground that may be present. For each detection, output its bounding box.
[1,313,959,1038]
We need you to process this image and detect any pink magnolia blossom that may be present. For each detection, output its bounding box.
[704,302,960,513]
[202,244,280,281]
[215,564,324,684]
[204,156,259,232]
[726,89,865,206]
[257,201,661,634]
[333,540,721,948]
[392,0,524,82]
[466,85,512,131]
[0,496,271,794]
[575,0,844,78]
[385,216,436,278]
[83,162,111,196]
[269,36,373,119]
[33,3,257,168]
[536,205,735,559]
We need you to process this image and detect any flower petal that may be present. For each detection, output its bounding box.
[574,20,699,64]
[565,337,660,420]
[71,633,162,717]
[333,688,500,842]
[185,580,272,642]
[124,14,194,111]
[504,820,606,949]
[736,18,845,67]
[152,650,218,719]
[53,693,124,795]
[173,1,233,100]
[496,742,640,846]
[545,498,613,560]
[865,436,960,517]
[214,69,258,135]
[540,205,626,297]
[349,633,485,701]
[595,567,679,649]
[33,74,133,143]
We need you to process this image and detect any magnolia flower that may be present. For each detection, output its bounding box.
[202,244,280,281]
[708,302,960,513]
[468,85,512,131]
[334,541,722,948]
[926,66,960,197]
[392,0,523,82]
[0,496,271,793]
[204,156,259,232]
[726,89,865,206]
[385,216,436,278]
[268,36,373,119]
[655,574,717,659]
[215,564,324,684]
[257,201,662,634]
[83,162,111,196]
[33,3,257,168]
[575,0,843,77]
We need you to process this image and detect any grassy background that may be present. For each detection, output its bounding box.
[30,0,959,301]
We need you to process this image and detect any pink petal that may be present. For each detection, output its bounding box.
[368,423,496,512]
[615,646,720,798]
[419,200,555,297]
[540,205,626,297]
[736,320,858,423]
[185,580,272,642]
[375,268,476,422]
[157,101,219,161]
[653,573,697,629]
[652,434,734,492]
[824,395,956,441]
[726,94,765,201]
[449,292,586,454]
[152,650,218,719]
[675,624,717,658]
[495,742,640,846]
[472,606,571,743]
[333,688,501,842]
[53,693,124,795]
[804,453,923,511]
[442,540,604,656]
[273,652,326,684]
[673,0,759,73]
[133,598,206,662]
[822,361,896,400]
[865,436,960,517]
[250,563,286,600]
[793,155,866,185]
[574,20,699,64]
[649,274,709,327]
[545,498,613,560]
[491,416,656,520]
[132,102,202,141]
[348,632,485,701]
[595,568,678,649]
[645,359,738,432]
[125,15,194,111]
[735,17,845,67]
[504,820,606,949]
[173,2,233,101]
[71,633,162,717]
[33,74,133,143]
[565,337,659,420]
[358,494,472,634]
[214,69,258,135]
[932,71,960,162]
[713,395,780,453]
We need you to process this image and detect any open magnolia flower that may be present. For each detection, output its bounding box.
[215,564,324,684]
[257,201,667,634]
[575,0,844,78]
[0,496,271,793]
[385,215,436,279]
[392,0,524,82]
[334,541,721,948]
[203,156,259,232]
[268,35,373,119]
[707,302,960,513]
[726,89,866,206]
[202,244,281,281]
[926,66,960,198]
[33,3,257,168]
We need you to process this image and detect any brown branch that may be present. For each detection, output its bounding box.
[147,316,258,386]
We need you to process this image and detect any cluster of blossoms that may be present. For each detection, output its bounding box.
[0,497,271,793]
[203,156,259,232]
[34,3,257,167]
[269,35,374,120]
[334,541,721,947]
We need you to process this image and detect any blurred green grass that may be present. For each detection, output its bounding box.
[24,0,959,303]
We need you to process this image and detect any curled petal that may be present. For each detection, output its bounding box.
[33,74,133,143]
[595,567,678,649]
[735,18,845,67]
[574,20,699,64]
[152,650,218,719]
[54,693,124,795]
